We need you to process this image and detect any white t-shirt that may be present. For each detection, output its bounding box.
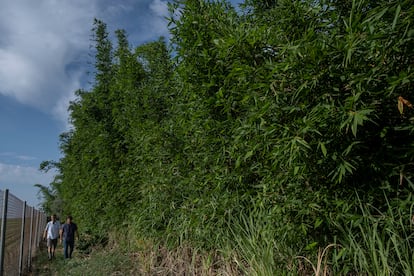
[45,221,61,239]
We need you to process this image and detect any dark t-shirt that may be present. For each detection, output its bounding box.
[62,223,78,241]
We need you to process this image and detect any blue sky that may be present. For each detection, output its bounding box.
[0,0,243,207]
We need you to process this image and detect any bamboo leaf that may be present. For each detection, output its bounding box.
[392,5,401,30]
[320,142,327,157]
[244,150,253,161]
[305,242,318,251]
[398,98,404,114]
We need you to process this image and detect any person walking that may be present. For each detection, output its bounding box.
[60,215,79,259]
[43,214,60,260]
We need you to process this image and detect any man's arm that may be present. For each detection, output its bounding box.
[43,222,48,240]
[59,226,63,243]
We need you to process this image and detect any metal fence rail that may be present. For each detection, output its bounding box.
[0,189,46,276]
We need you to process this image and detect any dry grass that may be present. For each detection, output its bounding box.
[32,233,246,275]
[32,231,341,275]
[295,244,340,276]
[128,243,243,275]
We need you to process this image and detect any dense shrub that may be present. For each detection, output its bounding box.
[40,0,414,272]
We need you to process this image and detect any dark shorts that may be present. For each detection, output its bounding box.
[47,238,58,248]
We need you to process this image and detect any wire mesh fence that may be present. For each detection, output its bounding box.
[0,189,46,276]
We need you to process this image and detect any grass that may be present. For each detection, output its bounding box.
[31,236,241,275]
[331,196,414,276]
[295,244,339,276]
[30,243,134,275]
[32,196,414,275]
[30,233,143,276]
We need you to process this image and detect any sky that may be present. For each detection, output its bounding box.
[0,0,243,208]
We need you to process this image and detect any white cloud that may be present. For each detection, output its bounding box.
[0,1,175,205]
[0,163,51,183]
[104,2,135,17]
[0,0,172,125]
[148,0,170,37]
[150,0,169,18]
[16,155,37,161]
[52,90,78,128]
[0,162,55,206]
[0,0,96,123]
[0,152,36,161]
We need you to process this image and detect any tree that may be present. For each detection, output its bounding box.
[41,0,414,258]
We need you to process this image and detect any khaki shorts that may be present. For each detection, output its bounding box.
[47,238,58,248]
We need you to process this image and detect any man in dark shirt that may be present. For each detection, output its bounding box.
[60,215,79,259]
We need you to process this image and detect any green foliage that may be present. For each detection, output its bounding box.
[36,160,63,215]
[222,206,301,275]
[331,193,414,275]
[38,0,414,272]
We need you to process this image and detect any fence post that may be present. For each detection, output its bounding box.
[27,207,34,271]
[0,189,9,276]
[18,201,26,276]
[34,210,40,248]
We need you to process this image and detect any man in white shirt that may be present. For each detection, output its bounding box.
[43,214,61,260]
